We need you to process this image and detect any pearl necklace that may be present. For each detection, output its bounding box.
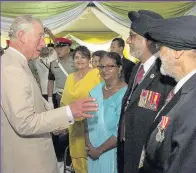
[104,85,115,90]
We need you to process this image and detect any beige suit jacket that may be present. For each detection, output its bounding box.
[1,48,70,173]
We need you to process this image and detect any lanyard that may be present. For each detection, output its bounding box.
[40,59,49,69]
[56,59,69,77]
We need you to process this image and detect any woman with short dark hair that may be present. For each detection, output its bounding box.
[91,50,106,68]
[61,46,102,173]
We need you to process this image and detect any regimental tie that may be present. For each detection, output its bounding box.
[165,88,175,104]
[154,88,175,121]
[134,65,145,87]
[124,65,145,111]
[120,65,145,142]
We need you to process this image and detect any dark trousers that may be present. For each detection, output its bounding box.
[55,92,62,108]
[42,94,70,163]
[52,133,71,164]
[139,167,148,173]
[42,94,58,109]
[117,141,125,173]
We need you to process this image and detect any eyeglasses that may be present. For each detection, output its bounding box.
[97,65,118,70]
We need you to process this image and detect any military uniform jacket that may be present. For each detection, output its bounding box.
[141,74,196,173]
[117,58,176,173]
[48,57,76,90]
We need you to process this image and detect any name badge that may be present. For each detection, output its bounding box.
[138,89,161,111]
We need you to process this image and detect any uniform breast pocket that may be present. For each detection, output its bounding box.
[53,67,62,74]
[138,89,161,111]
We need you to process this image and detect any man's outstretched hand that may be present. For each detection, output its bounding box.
[69,98,98,119]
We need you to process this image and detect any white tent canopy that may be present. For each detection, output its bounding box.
[1,1,196,58]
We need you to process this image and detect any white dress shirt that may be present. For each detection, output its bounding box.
[174,70,196,94]
[137,51,159,84]
[142,51,159,76]
[8,47,74,123]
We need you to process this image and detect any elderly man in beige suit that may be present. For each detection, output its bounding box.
[1,15,98,173]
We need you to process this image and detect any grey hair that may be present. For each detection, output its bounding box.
[9,14,42,39]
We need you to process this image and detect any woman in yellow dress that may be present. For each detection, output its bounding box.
[61,46,102,173]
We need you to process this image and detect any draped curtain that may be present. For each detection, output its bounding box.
[1,1,196,34]
[68,34,112,52]
[1,2,89,19]
[1,2,89,34]
[1,1,196,55]
[95,1,196,27]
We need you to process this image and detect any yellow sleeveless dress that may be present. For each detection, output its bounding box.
[61,68,102,173]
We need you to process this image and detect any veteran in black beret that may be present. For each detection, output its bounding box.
[117,10,177,173]
[135,15,196,173]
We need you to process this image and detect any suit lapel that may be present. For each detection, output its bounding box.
[17,55,41,90]
[154,73,196,125]
[21,60,39,83]
[149,74,196,132]
[160,90,181,117]
[7,48,41,95]
[144,89,181,148]
[121,63,140,110]
[153,90,181,130]
[9,48,34,77]
[128,59,160,106]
